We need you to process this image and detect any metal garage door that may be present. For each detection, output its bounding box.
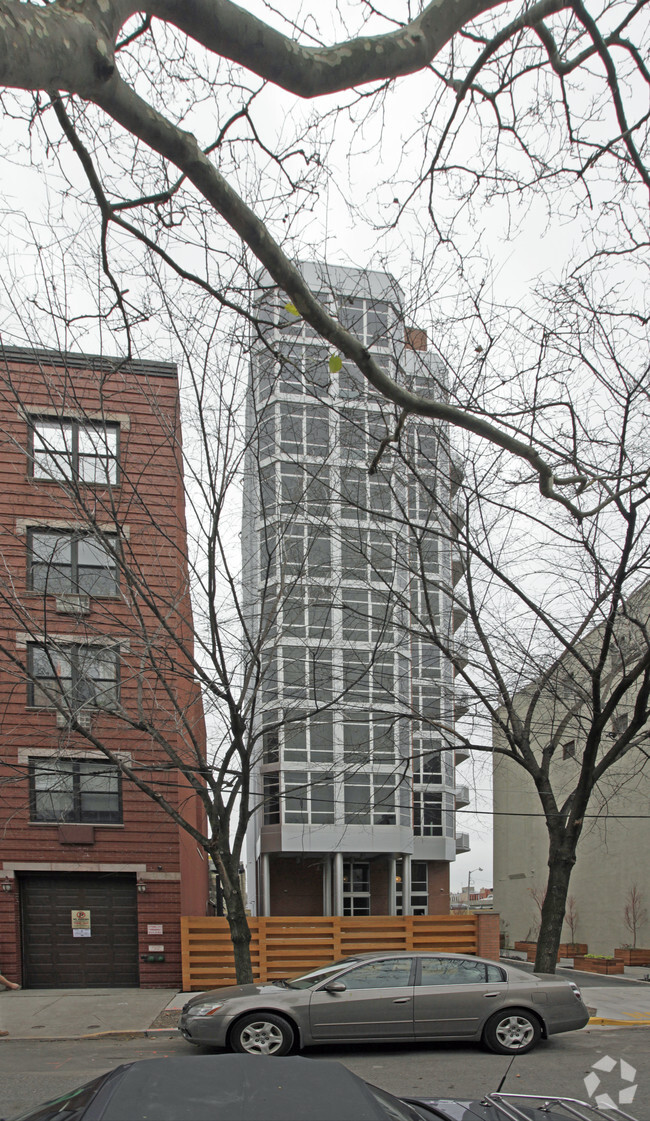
[20,872,139,988]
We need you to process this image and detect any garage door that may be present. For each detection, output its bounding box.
[20,872,139,988]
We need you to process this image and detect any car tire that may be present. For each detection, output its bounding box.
[230,1013,295,1056]
[483,1008,541,1055]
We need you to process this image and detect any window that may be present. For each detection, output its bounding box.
[276,341,330,395]
[418,958,505,986]
[343,860,371,916]
[280,464,331,514]
[283,526,331,580]
[27,643,119,710]
[279,404,329,458]
[284,713,334,764]
[343,713,396,766]
[337,296,391,348]
[412,742,443,785]
[341,528,393,584]
[281,646,332,702]
[28,529,119,596]
[342,651,394,705]
[263,773,280,825]
[31,418,119,484]
[284,770,335,824]
[29,758,121,824]
[413,791,442,836]
[340,466,392,520]
[396,861,428,915]
[344,773,396,825]
[342,589,393,642]
[283,589,332,640]
[343,958,413,989]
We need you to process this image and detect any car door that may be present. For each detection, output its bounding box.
[413,956,508,1038]
[309,956,415,1041]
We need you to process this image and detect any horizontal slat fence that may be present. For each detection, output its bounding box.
[181,915,480,991]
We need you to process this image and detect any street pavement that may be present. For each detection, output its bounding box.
[1,963,650,1040]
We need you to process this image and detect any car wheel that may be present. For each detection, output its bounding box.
[483,1008,541,1055]
[230,1013,295,1056]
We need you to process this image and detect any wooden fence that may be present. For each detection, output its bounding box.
[181,914,485,991]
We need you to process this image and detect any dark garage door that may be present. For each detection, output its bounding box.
[20,872,139,988]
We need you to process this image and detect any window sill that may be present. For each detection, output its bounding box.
[28,820,124,828]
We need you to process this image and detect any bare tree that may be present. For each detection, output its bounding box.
[0,1,647,514]
[623,885,647,950]
[368,274,650,972]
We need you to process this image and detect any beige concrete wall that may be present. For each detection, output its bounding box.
[493,750,650,956]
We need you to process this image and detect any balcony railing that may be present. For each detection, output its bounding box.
[455,831,471,853]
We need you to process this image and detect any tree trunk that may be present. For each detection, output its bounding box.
[225,893,254,985]
[212,847,254,990]
[534,835,576,974]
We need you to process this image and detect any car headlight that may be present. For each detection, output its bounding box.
[188,1002,225,1017]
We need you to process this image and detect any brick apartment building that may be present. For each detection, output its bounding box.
[0,347,208,989]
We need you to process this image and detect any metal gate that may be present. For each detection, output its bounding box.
[20,872,139,988]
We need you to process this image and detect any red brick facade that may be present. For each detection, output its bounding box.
[0,348,208,988]
[268,856,450,917]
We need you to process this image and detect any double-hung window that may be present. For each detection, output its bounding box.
[27,643,119,710]
[28,529,119,596]
[31,418,119,484]
[29,757,121,824]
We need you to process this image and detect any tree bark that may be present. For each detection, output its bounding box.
[534,834,577,973]
[218,852,254,985]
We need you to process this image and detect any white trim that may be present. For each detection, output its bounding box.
[16,632,130,651]
[21,406,130,429]
[2,862,146,874]
[1,863,181,881]
[16,517,129,538]
[18,746,133,764]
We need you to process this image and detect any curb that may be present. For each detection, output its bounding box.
[588,1017,650,1027]
[0,1027,180,1042]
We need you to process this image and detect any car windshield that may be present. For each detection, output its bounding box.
[284,957,361,989]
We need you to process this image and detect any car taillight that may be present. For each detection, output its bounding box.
[570,983,582,1000]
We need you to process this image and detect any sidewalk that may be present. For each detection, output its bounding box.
[1,973,650,1041]
[0,987,179,1040]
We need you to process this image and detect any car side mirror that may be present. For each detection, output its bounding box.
[322,980,347,993]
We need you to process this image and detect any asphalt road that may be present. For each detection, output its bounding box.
[1,1027,648,1119]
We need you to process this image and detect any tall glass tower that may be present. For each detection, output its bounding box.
[243,263,469,917]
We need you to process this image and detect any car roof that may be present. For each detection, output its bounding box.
[97,1055,394,1121]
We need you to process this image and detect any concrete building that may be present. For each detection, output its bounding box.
[0,347,208,988]
[243,263,469,917]
[493,585,650,956]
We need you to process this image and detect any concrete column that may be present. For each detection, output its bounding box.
[332,852,344,916]
[322,857,332,916]
[401,854,412,917]
[388,856,397,915]
[260,853,271,917]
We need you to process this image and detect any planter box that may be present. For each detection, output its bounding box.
[559,943,588,957]
[573,956,624,975]
[614,948,650,966]
[513,941,562,963]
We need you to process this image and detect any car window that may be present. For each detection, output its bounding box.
[419,957,500,985]
[286,957,361,989]
[341,958,413,989]
[487,963,506,982]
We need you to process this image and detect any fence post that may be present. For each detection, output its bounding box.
[476,912,500,960]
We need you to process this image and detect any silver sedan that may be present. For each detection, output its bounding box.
[179,951,589,1057]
